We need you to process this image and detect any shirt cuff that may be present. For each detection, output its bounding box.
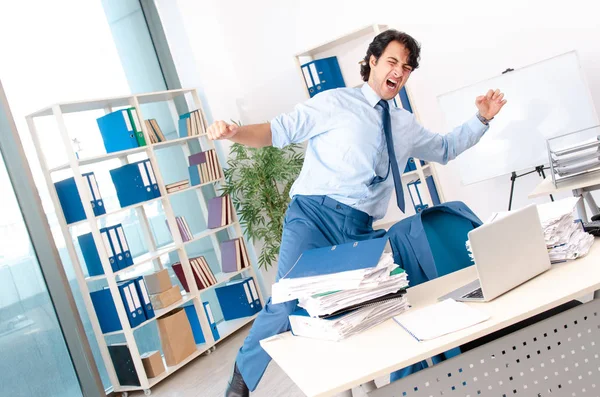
[270,116,289,149]
[467,114,490,137]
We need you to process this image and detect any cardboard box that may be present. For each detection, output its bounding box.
[140,350,165,378]
[149,285,181,309]
[143,269,172,295]
[157,307,197,366]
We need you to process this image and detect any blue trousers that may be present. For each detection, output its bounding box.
[236,195,386,391]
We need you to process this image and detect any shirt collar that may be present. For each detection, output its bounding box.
[360,82,395,109]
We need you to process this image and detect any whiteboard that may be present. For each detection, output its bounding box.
[437,51,599,185]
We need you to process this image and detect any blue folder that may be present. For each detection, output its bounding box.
[114,224,134,268]
[110,163,153,207]
[215,277,262,321]
[426,175,441,206]
[117,280,146,328]
[282,237,388,279]
[203,301,220,341]
[82,172,106,216]
[96,109,139,153]
[90,288,122,334]
[55,176,105,224]
[78,232,118,276]
[183,304,206,344]
[100,226,127,271]
[301,56,345,97]
[133,276,154,320]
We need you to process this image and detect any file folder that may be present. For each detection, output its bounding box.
[110,163,152,207]
[399,87,413,113]
[301,56,345,97]
[55,176,105,224]
[96,109,140,153]
[284,237,389,280]
[90,288,122,334]
[126,107,146,147]
[118,280,146,328]
[426,175,441,206]
[134,276,155,320]
[407,180,427,213]
[107,344,141,386]
[106,226,127,271]
[144,160,161,198]
[100,228,118,272]
[115,225,134,268]
[215,277,262,320]
[82,172,106,216]
[203,301,220,341]
[183,304,206,344]
[404,157,416,173]
[78,232,118,276]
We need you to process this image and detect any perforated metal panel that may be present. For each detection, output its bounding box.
[370,299,600,397]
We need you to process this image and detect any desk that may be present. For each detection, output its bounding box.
[529,173,600,220]
[260,239,600,397]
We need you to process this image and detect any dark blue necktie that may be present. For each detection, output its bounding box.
[379,100,405,213]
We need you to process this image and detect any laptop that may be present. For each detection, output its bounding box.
[438,204,551,302]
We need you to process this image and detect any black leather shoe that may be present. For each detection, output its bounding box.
[225,363,249,397]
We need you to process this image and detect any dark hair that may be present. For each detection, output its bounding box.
[360,30,421,82]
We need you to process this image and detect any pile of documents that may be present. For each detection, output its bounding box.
[536,197,595,262]
[272,237,410,341]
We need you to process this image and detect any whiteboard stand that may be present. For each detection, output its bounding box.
[508,164,554,210]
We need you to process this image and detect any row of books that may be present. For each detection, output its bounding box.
[208,194,234,229]
[144,119,166,144]
[178,109,205,137]
[188,149,223,186]
[221,237,250,273]
[96,108,207,155]
[172,256,216,292]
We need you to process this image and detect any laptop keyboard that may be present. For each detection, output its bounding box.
[462,287,484,299]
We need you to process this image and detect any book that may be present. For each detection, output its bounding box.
[208,195,233,228]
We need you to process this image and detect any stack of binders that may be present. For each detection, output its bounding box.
[98,223,135,272]
[110,159,160,208]
[407,176,441,213]
[220,237,250,273]
[215,276,262,321]
[90,276,154,333]
[96,108,146,153]
[172,256,217,292]
[188,149,223,186]
[272,237,410,341]
[207,194,233,229]
[144,119,166,144]
[178,110,205,137]
[301,56,345,98]
[55,172,106,224]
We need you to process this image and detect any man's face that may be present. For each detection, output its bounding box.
[368,41,413,100]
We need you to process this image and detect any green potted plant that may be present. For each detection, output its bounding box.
[221,125,304,269]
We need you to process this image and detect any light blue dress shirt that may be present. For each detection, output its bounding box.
[270,83,489,220]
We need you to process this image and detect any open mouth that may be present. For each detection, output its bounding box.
[386,78,398,90]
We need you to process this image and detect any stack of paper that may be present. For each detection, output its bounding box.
[273,237,410,341]
[536,197,595,262]
[394,299,489,341]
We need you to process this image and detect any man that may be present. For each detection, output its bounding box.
[208,30,506,397]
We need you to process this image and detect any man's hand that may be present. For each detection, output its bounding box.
[207,120,239,141]
[476,89,507,120]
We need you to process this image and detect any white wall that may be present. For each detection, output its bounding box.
[157,0,600,273]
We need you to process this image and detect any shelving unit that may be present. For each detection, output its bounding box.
[25,88,264,396]
[293,24,446,224]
